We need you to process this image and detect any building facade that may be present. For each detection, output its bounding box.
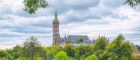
[52,11,109,46]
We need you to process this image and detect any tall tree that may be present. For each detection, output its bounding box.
[123,0,140,8]
[23,0,49,14]
[100,34,135,60]
[21,36,42,60]
[64,43,75,57]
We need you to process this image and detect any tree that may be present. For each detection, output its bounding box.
[0,50,13,60]
[85,54,99,60]
[21,36,42,60]
[46,45,60,59]
[100,34,135,60]
[75,45,91,59]
[54,51,69,60]
[23,0,49,14]
[64,43,75,57]
[6,45,22,60]
[92,37,108,52]
[123,0,140,8]
[77,37,84,43]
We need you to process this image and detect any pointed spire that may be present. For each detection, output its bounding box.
[55,10,57,19]
[53,10,59,24]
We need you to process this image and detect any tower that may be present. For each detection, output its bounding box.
[52,10,61,45]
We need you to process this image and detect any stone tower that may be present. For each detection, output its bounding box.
[52,11,61,45]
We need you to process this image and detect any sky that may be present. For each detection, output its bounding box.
[0,0,140,49]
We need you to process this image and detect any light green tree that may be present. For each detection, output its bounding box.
[23,0,49,14]
[85,54,99,60]
[0,50,13,60]
[64,43,75,57]
[46,45,60,59]
[54,51,69,60]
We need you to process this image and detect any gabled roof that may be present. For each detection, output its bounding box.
[67,35,89,41]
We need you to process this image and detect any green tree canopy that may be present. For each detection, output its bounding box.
[77,37,84,43]
[64,43,75,57]
[6,45,22,60]
[0,50,13,60]
[23,0,49,14]
[54,51,69,60]
[75,45,92,59]
[92,37,108,52]
[46,45,60,59]
[100,34,135,60]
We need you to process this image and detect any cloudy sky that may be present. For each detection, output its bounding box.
[0,0,140,49]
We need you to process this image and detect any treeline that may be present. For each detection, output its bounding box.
[0,34,140,60]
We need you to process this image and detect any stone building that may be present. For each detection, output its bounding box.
[52,11,109,46]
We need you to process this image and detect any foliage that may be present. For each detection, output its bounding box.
[77,37,84,43]
[123,0,140,8]
[92,37,108,52]
[16,57,30,60]
[21,36,42,60]
[23,0,49,14]
[85,54,99,60]
[46,45,60,59]
[93,50,104,60]
[75,45,91,59]
[6,45,22,60]
[54,51,69,60]
[0,50,13,60]
[100,34,135,60]
[64,43,75,57]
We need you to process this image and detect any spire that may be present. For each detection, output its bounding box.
[53,10,59,24]
[55,10,57,19]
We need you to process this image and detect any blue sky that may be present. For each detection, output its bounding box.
[0,0,140,49]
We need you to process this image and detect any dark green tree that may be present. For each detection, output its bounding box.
[77,37,84,43]
[64,43,75,57]
[123,0,140,8]
[21,36,42,60]
[23,0,49,14]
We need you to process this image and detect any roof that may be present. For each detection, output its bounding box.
[67,35,89,41]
